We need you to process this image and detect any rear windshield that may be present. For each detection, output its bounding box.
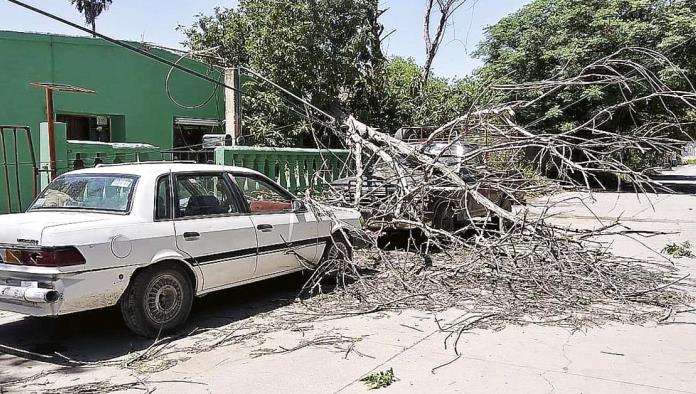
[30,174,138,213]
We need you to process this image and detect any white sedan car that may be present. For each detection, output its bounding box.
[0,163,361,337]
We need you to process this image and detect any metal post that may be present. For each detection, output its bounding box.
[44,87,56,179]
[30,82,96,180]
[0,130,12,213]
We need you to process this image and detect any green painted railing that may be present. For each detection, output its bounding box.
[0,122,347,214]
[215,146,350,193]
[63,141,159,172]
[38,122,160,193]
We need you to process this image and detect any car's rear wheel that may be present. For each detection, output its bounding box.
[120,265,193,338]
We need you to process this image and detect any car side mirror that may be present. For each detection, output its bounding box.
[292,200,307,213]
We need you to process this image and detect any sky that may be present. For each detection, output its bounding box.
[0,0,531,78]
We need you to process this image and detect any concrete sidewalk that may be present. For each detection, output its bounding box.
[1,189,695,393]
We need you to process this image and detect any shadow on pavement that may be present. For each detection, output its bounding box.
[648,173,696,194]
[0,273,309,371]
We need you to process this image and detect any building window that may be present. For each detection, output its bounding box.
[170,118,223,163]
[56,114,111,142]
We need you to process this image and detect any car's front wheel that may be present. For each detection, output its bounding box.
[120,265,193,338]
[317,234,354,284]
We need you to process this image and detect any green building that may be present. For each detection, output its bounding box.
[0,30,226,150]
[0,30,228,212]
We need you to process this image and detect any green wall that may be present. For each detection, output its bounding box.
[0,31,225,213]
[0,31,225,150]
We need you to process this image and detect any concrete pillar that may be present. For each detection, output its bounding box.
[224,67,241,145]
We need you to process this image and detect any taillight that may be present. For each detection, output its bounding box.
[4,247,86,267]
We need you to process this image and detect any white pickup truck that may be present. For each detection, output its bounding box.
[0,162,361,337]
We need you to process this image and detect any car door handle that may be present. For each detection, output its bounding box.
[256,224,274,232]
[183,232,200,240]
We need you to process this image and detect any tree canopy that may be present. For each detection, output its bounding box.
[475,0,696,136]
[70,0,112,35]
[183,0,481,146]
[183,0,696,147]
[182,0,386,146]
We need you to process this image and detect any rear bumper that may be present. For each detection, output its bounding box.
[0,263,133,317]
[0,265,63,316]
[0,286,60,303]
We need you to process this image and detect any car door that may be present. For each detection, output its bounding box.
[230,173,319,277]
[173,172,257,291]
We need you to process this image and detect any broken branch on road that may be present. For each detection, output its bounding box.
[298,47,696,339]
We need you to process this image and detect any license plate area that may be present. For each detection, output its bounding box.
[20,281,38,288]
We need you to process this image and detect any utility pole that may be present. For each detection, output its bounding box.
[225,67,242,145]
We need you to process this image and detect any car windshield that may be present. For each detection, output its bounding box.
[30,174,137,213]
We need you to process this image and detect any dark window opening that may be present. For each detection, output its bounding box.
[170,119,223,163]
[56,114,111,142]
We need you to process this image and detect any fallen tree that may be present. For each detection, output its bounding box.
[298,47,695,339]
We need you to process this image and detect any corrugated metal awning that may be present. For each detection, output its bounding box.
[174,117,222,127]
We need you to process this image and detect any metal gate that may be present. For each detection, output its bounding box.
[0,126,38,214]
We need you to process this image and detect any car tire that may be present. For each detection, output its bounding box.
[433,201,456,232]
[499,197,513,212]
[319,233,353,283]
[120,265,193,338]
[494,197,513,232]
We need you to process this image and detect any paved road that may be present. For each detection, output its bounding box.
[1,169,696,393]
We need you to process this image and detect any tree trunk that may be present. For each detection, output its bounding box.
[91,20,96,37]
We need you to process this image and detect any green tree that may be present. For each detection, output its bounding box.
[182,0,386,147]
[70,0,113,36]
[475,0,696,136]
[381,56,479,131]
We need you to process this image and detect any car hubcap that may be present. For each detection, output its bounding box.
[145,274,183,325]
[328,242,349,262]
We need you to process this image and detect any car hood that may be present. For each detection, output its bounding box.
[0,211,123,246]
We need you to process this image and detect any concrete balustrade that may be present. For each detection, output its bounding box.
[214,146,350,194]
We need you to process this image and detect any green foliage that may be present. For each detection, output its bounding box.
[475,0,696,138]
[662,241,693,258]
[380,57,482,131]
[182,0,386,147]
[360,368,395,389]
[183,3,483,146]
[181,0,696,153]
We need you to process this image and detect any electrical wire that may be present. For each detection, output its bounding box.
[239,65,336,123]
[165,48,222,110]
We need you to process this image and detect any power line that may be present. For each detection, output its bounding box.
[240,71,340,132]
[166,48,223,110]
[240,66,336,123]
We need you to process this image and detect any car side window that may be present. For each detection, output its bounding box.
[233,175,293,214]
[155,176,171,220]
[174,174,237,218]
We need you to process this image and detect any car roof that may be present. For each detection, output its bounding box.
[66,162,260,178]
